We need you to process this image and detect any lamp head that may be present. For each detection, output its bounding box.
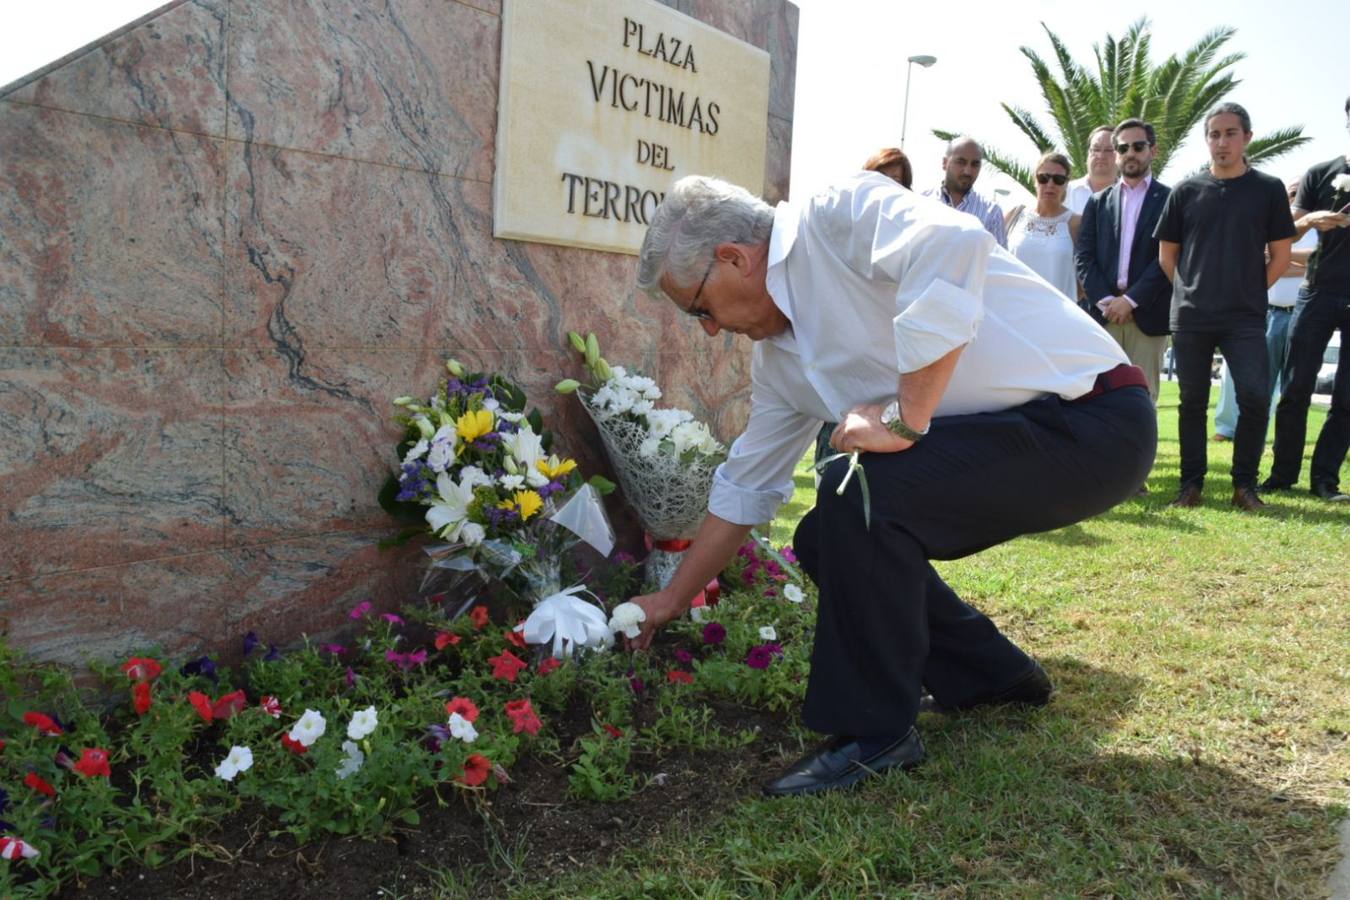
[908,55,937,67]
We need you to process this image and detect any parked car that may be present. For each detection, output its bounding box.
[1315,332,1340,395]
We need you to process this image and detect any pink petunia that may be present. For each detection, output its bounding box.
[435,631,460,650]
[260,696,282,718]
[349,600,372,619]
[382,613,404,625]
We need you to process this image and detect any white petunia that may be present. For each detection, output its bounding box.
[335,740,365,780]
[759,626,778,641]
[214,745,254,782]
[288,709,327,747]
[689,605,709,623]
[783,584,805,604]
[447,712,478,743]
[607,602,647,639]
[347,705,378,741]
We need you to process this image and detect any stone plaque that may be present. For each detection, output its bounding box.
[494,0,771,255]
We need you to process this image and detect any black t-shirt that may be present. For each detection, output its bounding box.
[1294,156,1350,294]
[1154,167,1297,332]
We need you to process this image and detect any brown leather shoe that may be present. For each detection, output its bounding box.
[1170,484,1202,508]
[1231,486,1266,511]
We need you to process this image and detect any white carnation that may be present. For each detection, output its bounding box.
[607,602,647,639]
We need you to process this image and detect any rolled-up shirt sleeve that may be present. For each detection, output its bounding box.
[708,353,820,526]
[847,188,994,372]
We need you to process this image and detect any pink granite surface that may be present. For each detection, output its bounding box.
[0,0,796,665]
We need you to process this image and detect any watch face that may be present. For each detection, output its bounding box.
[881,400,899,424]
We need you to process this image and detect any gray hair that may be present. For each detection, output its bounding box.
[637,175,774,301]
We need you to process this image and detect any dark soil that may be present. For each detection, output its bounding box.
[60,702,803,899]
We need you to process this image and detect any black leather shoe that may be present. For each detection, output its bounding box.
[1311,482,1350,502]
[762,728,925,797]
[1259,477,1294,493]
[919,662,1053,714]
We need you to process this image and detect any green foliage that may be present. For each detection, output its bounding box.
[937,18,1310,191]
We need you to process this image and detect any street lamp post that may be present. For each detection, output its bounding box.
[900,54,937,149]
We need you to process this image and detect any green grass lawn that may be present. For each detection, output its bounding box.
[483,383,1350,898]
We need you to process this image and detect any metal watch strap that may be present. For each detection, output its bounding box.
[882,400,929,442]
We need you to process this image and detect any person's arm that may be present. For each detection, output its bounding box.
[622,513,751,650]
[831,345,965,454]
[1159,240,1179,282]
[1293,207,1350,237]
[1265,238,1292,288]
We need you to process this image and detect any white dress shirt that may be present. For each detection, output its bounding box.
[708,172,1130,526]
[1067,176,1096,215]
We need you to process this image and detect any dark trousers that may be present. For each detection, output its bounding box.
[791,386,1156,738]
[1269,288,1350,488]
[1172,327,1269,489]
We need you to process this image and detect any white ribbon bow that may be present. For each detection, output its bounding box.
[516,585,614,659]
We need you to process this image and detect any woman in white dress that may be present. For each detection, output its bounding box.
[1006,151,1080,300]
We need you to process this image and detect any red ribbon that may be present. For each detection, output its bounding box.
[650,537,693,552]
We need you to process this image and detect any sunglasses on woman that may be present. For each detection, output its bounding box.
[1115,140,1151,154]
[1035,173,1068,185]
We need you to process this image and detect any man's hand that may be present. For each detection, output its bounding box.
[622,591,689,651]
[830,403,915,454]
[1304,210,1350,232]
[1102,296,1135,325]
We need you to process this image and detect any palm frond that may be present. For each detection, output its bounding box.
[1002,103,1056,154]
[1246,128,1313,169]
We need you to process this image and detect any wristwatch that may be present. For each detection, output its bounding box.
[880,400,929,442]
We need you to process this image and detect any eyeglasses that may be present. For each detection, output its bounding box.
[683,256,716,321]
[1115,140,1151,154]
[1035,173,1068,185]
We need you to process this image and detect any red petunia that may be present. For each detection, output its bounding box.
[469,605,490,630]
[280,734,309,755]
[459,753,491,786]
[601,723,624,739]
[0,738,6,753]
[22,712,63,737]
[211,690,247,720]
[444,696,480,723]
[121,657,163,683]
[133,681,152,716]
[24,772,56,797]
[504,628,527,649]
[537,656,561,676]
[504,699,542,736]
[188,691,214,723]
[434,631,460,651]
[667,669,694,685]
[73,748,111,778]
[488,650,527,683]
[260,695,282,718]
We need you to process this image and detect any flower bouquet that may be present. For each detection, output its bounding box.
[556,332,726,591]
[380,360,617,658]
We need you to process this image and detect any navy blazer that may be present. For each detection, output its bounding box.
[1074,179,1172,336]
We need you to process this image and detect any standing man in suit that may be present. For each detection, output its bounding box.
[1076,119,1172,402]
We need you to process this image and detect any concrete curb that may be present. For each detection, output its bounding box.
[1329,816,1350,899]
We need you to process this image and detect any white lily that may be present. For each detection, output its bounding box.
[426,472,479,542]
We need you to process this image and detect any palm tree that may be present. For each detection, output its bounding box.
[937,19,1309,192]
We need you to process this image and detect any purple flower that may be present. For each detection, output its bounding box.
[765,642,784,657]
[614,551,637,565]
[764,588,777,597]
[181,656,218,682]
[264,644,282,662]
[673,649,694,665]
[627,668,645,695]
[242,631,260,656]
[320,643,347,656]
[746,645,773,670]
[386,648,427,671]
[0,786,9,815]
[345,666,357,688]
[780,545,798,563]
[426,723,452,752]
[349,600,372,620]
[702,622,726,646]
[381,613,404,625]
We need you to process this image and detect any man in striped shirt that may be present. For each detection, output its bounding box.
[922,135,1008,248]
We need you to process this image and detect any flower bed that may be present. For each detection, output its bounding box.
[0,540,812,898]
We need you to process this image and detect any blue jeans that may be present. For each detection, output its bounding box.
[1268,287,1350,489]
[1213,306,1293,437]
[1173,326,1269,490]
